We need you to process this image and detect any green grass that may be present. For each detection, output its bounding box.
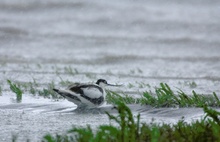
[106,83,220,107]
[42,102,220,142]
[127,83,135,88]
[6,80,63,100]
[7,80,23,102]
[107,91,143,104]
[58,76,74,86]
[5,79,220,107]
[37,81,63,99]
[137,81,151,89]
[64,66,79,75]
[180,81,197,88]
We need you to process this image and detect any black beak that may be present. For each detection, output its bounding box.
[107,83,123,87]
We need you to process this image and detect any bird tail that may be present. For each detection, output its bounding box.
[53,88,81,104]
[53,88,59,92]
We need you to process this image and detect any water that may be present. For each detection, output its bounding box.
[0,0,220,141]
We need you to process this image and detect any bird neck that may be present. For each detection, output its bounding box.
[98,82,106,88]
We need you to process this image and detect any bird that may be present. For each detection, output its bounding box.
[53,79,120,108]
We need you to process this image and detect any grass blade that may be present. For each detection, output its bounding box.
[7,80,23,102]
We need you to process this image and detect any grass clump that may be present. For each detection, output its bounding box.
[107,91,142,104]
[58,76,74,87]
[38,81,62,99]
[142,83,220,107]
[106,83,220,107]
[5,80,63,100]
[64,66,79,75]
[42,102,220,142]
[7,80,23,102]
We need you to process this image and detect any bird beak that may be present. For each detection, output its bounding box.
[107,83,123,87]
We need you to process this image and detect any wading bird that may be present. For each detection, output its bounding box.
[53,79,120,108]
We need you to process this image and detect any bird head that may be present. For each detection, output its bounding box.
[96,79,122,88]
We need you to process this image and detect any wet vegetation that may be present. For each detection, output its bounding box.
[7,79,62,100]
[6,79,220,107]
[107,83,220,107]
[42,102,220,142]
[4,80,220,141]
[7,80,23,102]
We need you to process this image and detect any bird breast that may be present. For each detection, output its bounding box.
[81,87,104,98]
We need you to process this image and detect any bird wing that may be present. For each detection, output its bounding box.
[67,83,80,89]
[67,84,104,106]
[68,84,103,98]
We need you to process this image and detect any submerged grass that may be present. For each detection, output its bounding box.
[42,102,220,142]
[106,83,220,107]
[7,80,23,102]
[6,79,62,100]
[64,66,79,75]
[4,79,219,107]
[38,81,59,99]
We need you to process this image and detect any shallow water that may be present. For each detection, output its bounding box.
[1,94,215,142]
[0,0,220,141]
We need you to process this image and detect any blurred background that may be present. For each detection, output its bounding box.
[0,0,220,94]
[0,0,220,141]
